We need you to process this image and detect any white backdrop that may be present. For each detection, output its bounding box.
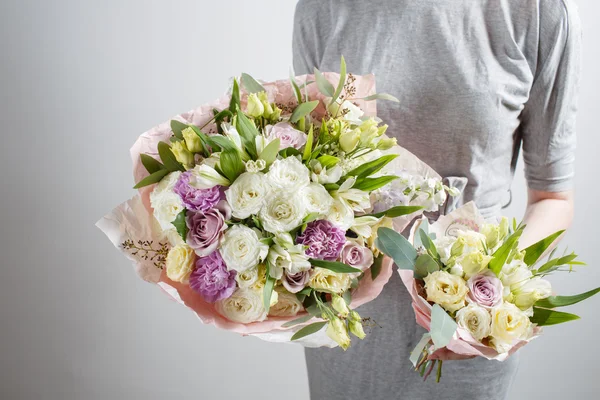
[0,1,599,399]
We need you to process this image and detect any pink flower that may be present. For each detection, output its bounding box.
[186,207,228,257]
[282,270,311,293]
[467,273,503,309]
[341,241,374,271]
[265,122,308,150]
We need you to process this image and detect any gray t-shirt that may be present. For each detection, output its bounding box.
[293,0,581,218]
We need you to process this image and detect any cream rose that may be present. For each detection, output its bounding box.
[215,287,268,323]
[266,156,310,190]
[309,268,352,294]
[165,244,195,283]
[423,270,469,313]
[326,198,355,231]
[220,225,268,272]
[259,192,306,233]
[269,291,304,317]
[490,302,532,353]
[225,172,270,219]
[235,266,260,289]
[301,183,334,215]
[456,303,492,341]
[149,171,184,231]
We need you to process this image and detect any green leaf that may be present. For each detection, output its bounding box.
[535,287,600,309]
[317,155,340,168]
[375,227,418,270]
[410,333,432,367]
[207,134,237,152]
[342,290,352,305]
[290,73,303,104]
[281,314,314,328]
[314,68,335,97]
[419,230,439,260]
[241,72,265,93]
[291,321,328,341]
[430,304,457,349]
[303,125,314,161]
[346,154,398,178]
[414,220,431,249]
[370,254,385,280]
[219,149,245,182]
[290,100,320,124]
[133,169,169,189]
[523,230,565,266]
[259,138,280,167]
[353,176,399,192]
[157,141,185,172]
[263,263,276,312]
[488,226,525,276]
[530,307,580,326]
[362,93,400,102]
[140,154,165,174]
[170,120,188,140]
[330,56,347,105]
[368,205,423,219]
[235,109,259,158]
[302,212,320,225]
[229,78,240,114]
[171,210,188,241]
[537,252,580,274]
[309,259,361,274]
[187,125,211,156]
[414,254,440,279]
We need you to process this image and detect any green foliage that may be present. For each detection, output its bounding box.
[290,321,328,341]
[353,176,399,192]
[330,56,347,105]
[375,227,417,270]
[281,314,314,328]
[314,68,335,97]
[346,155,398,178]
[219,149,245,182]
[414,253,440,279]
[171,210,188,241]
[535,287,600,309]
[133,169,169,189]
[530,307,580,326]
[170,120,188,140]
[241,73,265,93]
[290,100,320,123]
[371,254,385,280]
[263,263,276,313]
[259,138,280,167]
[309,259,361,274]
[303,125,314,161]
[430,304,457,349]
[523,230,566,266]
[229,78,240,114]
[368,205,423,219]
[488,226,525,276]
[362,93,400,102]
[235,109,259,158]
[317,155,340,168]
[140,154,164,174]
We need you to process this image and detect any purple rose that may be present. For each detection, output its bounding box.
[297,220,346,261]
[467,273,503,309]
[265,122,308,150]
[174,171,222,212]
[186,208,228,256]
[189,251,236,303]
[282,270,311,293]
[341,241,374,271]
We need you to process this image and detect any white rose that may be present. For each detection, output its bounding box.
[259,192,306,233]
[490,302,532,353]
[269,291,304,317]
[434,236,457,265]
[215,287,267,323]
[423,270,469,313]
[220,225,268,272]
[235,266,260,289]
[512,277,552,311]
[150,171,184,231]
[327,99,364,124]
[301,183,334,214]
[327,198,355,231]
[225,172,270,219]
[266,157,310,190]
[456,303,492,341]
[309,268,352,294]
[189,164,230,189]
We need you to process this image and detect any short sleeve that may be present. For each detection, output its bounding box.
[520,0,582,192]
[292,0,329,75]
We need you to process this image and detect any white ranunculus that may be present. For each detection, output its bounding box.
[512,277,552,311]
[149,171,184,231]
[259,192,307,233]
[490,302,532,353]
[423,270,469,313]
[434,236,458,264]
[327,99,365,124]
[220,225,268,272]
[215,287,268,323]
[456,303,492,341]
[301,183,334,214]
[326,198,355,231]
[189,164,230,189]
[225,172,270,219]
[266,156,311,190]
[269,291,304,317]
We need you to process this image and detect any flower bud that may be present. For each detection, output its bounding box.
[171,141,194,169]
[326,317,351,350]
[331,294,349,317]
[339,130,360,152]
[349,319,366,339]
[246,93,265,118]
[181,127,203,153]
[376,137,397,150]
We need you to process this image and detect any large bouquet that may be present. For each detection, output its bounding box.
[376,202,600,380]
[97,58,453,348]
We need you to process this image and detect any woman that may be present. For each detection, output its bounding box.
[293,0,581,399]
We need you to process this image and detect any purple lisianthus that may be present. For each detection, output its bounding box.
[174,171,222,212]
[282,270,311,293]
[341,241,374,271]
[467,273,503,309]
[186,208,227,257]
[189,251,236,303]
[297,220,346,261]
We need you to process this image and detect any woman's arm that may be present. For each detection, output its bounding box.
[519,189,574,249]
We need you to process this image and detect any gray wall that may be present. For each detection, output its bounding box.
[0,1,598,399]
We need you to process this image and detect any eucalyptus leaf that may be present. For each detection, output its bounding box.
[171,210,188,241]
[523,230,565,266]
[419,230,440,260]
[414,220,430,248]
[330,56,347,105]
[353,175,399,192]
[309,259,361,274]
[140,154,165,174]
[314,68,335,97]
[207,134,237,152]
[259,138,280,167]
[291,321,328,341]
[290,100,320,123]
[362,93,400,102]
[368,205,423,219]
[535,287,600,309]
[370,254,385,280]
[430,304,457,349]
[414,253,440,279]
[157,142,185,172]
[241,72,266,93]
[133,169,169,189]
[375,227,417,270]
[170,120,188,139]
[530,307,580,326]
[263,263,276,312]
[281,314,314,328]
[346,154,398,178]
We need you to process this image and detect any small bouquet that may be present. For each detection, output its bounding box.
[97,58,452,348]
[376,202,600,380]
